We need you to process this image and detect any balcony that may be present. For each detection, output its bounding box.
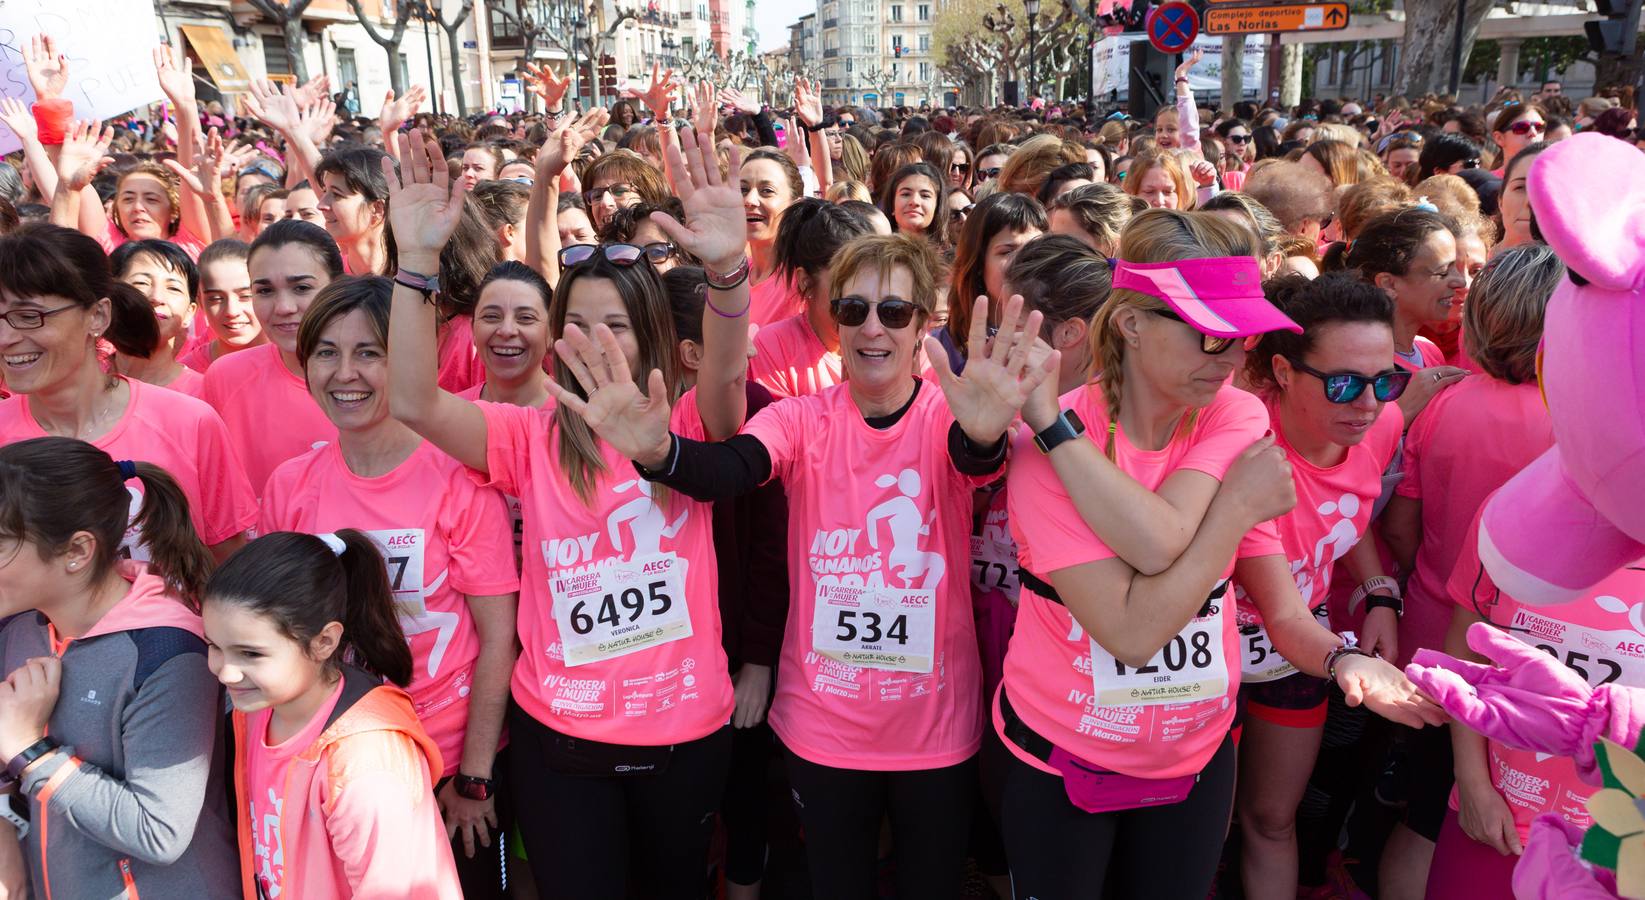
[823,47,839,58]
[825,78,840,88]
[823,18,838,28]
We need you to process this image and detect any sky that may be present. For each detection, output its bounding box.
[754,1,805,52]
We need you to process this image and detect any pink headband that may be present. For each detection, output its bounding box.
[1112,256,1301,338]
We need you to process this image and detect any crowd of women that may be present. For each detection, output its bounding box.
[0,28,1635,900]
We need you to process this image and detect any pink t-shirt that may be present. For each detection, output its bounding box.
[1233,398,1402,681]
[437,315,486,395]
[98,222,208,261]
[159,365,206,400]
[178,340,219,374]
[1001,383,1281,779]
[260,441,520,774]
[475,390,733,745]
[1394,375,1553,666]
[245,678,345,899]
[1394,336,1447,373]
[971,484,1020,702]
[1446,509,1645,844]
[0,377,257,548]
[201,342,336,497]
[749,313,841,400]
[748,274,805,327]
[742,381,989,770]
[456,383,536,562]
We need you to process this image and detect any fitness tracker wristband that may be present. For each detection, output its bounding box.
[394,268,440,302]
[1364,593,1404,616]
[6,738,56,782]
[454,774,495,801]
[1033,410,1086,454]
[1351,575,1402,615]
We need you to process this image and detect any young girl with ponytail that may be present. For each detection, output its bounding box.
[205,530,460,900]
[0,437,238,899]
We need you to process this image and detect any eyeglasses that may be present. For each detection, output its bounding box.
[1225,133,1251,144]
[0,304,76,330]
[1287,358,1412,403]
[951,162,971,174]
[639,241,676,264]
[830,295,920,329]
[1149,308,1237,354]
[582,183,637,205]
[952,203,975,219]
[1506,120,1546,136]
[978,166,1002,180]
[557,243,650,268]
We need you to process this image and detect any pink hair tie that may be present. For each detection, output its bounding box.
[255,140,284,164]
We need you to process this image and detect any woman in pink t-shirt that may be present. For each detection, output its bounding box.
[0,224,256,561]
[259,277,521,897]
[559,231,1055,900]
[180,239,267,373]
[1233,273,1437,900]
[201,220,343,494]
[741,148,807,325]
[386,130,752,899]
[999,210,1440,898]
[109,240,205,398]
[748,197,873,399]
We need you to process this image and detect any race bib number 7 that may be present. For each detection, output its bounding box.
[1088,604,1228,707]
[812,582,936,673]
[551,553,692,667]
[370,528,428,618]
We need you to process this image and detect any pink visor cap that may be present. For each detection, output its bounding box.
[1112,257,1302,338]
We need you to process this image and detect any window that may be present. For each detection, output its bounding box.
[892,34,902,50]
[918,3,929,19]
[919,33,929,51]
[891,5,902,21]
[919,62,930,80]
[337,48,357,89]
[262,31,291,75]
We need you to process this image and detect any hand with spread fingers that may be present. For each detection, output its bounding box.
[624,63,679,123]
[794,77,825,129]
[545,324,676,469]
[379,85,429,136]
[24,34,68,101]
[647,127,746,273]
[523,62,572,112]
[56,120,115,192]
[924,294,1061,446]
[383,130,467,261]
[154,43,197,106]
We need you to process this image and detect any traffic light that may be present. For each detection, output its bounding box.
[1585,0,1634,54]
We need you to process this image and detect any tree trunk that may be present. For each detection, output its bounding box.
[445,22,468,116]
[1279,42,1303,107]
[282,15,311,83]
[1221,34,1245,107]
[1394,0,1495,96]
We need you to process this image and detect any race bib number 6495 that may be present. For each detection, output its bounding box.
[551,553,692,667]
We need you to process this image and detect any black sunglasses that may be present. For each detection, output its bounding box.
[1226,133,1251,144]
[1460,158,1481,169]
[1288,358,1412,403]
[951,162,971,173]
[1150,308,1237,354]
[978,166,1002,179]
[830,295,920,329]
[557,243,650,268]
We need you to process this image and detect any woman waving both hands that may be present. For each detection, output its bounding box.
[387,122,752,900]
[554,231,1056,900]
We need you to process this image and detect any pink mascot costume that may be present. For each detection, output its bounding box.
[1407,133,1645,897]
[1476,132,1645,607]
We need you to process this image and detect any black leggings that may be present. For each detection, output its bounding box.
[508,704,732,900]
[436,747,516,900]
[1001,734,1237,899]
[783,747,976,900]
[721,719,776,886]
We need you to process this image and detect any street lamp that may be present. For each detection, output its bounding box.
[1024,0,1040,102]
[408,0,444,114]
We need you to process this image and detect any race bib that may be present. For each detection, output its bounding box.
[969,535,1021,602]
[1089,596,1227,707]
[370,528,428,618]
[1241,604,1333,683]
[551,553,692,667]
[812,582,936,673]
[1509,609,1640,689]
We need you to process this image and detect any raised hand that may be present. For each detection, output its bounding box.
[294,73,331,109]
[534,110,597,181]
[56,120,115,191]
[691,80,718,142]
[379,85,428,135]
[1174,48,1203,83]
[383,130,467,259]
[153,43,196,105]
[0,98,38,143]
[716,86,760,115]
[1332,653,1446,729]
[647,126,746,272]
[622,63,677,122]
[300,96,337,145]
[794,77,824,128]
[24,34,68,101]
[243,79,300,134]
[924,295,1061,446]
[545,323,675,467]
[1188,158,1218,187]
[523,62,571,112]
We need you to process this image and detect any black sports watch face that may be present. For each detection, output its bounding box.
[455,775,494,800]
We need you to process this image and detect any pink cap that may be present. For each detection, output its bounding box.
[1111,256,1302,338]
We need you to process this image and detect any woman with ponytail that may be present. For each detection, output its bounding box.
[260,275,521,897]
[0,223,257,561]
[205,529,460,900]
[0,437,237,899]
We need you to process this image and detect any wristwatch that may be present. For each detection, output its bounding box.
[1364,593,1404,616]
[455,774,495,801]
[394,268,440,301]
[1033,410,1086,454]
[0,794,27,841]
[5,738,56,783]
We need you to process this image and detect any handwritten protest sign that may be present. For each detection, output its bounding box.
[0,0,163,154]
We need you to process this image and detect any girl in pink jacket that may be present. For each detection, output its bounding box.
[203,530,460,900]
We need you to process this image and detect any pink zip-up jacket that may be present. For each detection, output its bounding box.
[231,666,460,899]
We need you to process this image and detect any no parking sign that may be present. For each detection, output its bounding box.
[1146,2,1200,54]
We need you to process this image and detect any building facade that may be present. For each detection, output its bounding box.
[813,0,953,108]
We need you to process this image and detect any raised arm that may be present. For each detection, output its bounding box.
[925,294,1059,452]
[242,80,324,188]
[622,64,680,190]
[376,85,428,162]
[48,121,114,233]
[795,78,833,197]
[524,109,602,283]
[1174,49,1202,152]
[0,98,58,203]
[154,44,211,242]
[384,131,491,472]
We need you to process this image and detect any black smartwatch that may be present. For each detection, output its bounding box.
[6,738,56,782]
[1033,410,1086,454]
[1364,593,1404,616]
[455,774,495,801]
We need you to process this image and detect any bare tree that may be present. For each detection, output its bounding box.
[1394,0,1495,96]
[346,0,418,95]
[244,0,318,82]
[437,0,475,116]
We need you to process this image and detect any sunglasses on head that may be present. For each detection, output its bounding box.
[830,295,920,329]
[1149,308,1237,354]
[1506,120,1546,136]
[1288,358,1412,403]
[557,243,654,268]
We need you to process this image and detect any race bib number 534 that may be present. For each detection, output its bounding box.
[551,553,692,667]
[812,583,936,673]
